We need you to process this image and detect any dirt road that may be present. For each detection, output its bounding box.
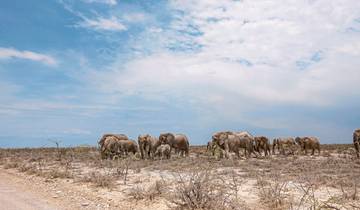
[0,170,60,210]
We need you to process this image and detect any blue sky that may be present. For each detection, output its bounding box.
[0,0,360,147]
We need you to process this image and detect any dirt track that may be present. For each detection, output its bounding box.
[0,170,60,210]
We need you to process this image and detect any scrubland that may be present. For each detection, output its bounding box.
[0,144,359,209]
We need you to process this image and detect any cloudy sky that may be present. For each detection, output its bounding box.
[1,0,359,147]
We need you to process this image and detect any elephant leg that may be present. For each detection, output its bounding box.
[311,148,315,155]
[264,146,268,156]
[235,150,240,158]
[224,149,230,159]
[140,146,145,159]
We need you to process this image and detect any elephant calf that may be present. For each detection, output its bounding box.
[354,129,360,158]
[155,144,171,160]
[295,137,320,155]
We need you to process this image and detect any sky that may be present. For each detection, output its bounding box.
[0,0,360,147]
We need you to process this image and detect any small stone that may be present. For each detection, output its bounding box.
[56,191,62,194]
[52,195,58,198]
[81,202,90,207]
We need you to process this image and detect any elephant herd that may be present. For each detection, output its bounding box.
[97,128,360,160]
[98,133,189,160]
[208,131,321,159]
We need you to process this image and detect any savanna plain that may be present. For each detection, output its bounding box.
[0,144,359,210]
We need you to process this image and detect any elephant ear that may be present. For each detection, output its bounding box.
[167,133,175,142]
[218,133,227,146]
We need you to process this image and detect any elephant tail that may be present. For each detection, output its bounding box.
[185,140,190,156]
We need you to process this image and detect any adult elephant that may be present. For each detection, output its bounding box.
[138,134,159,159]
[100,135,122,159]
[118,139,139,157]
[295,137,320,155]
[353,129,360,158]
[254,136,271,156]
[212,131,254,159]
[98,133,128,149]
[272,137,296,155]
[158,133,189,157]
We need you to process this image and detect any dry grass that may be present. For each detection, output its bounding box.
[0,144,359,209]
[80,171,116,188]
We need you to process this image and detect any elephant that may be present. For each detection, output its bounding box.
[354,129,360,158]
[155,144,171,160]
[98,133,128,150]
[254,136,271,156]
[118,139,139,157]
[100,136,138,159]
[272,137,296,155]
[295,137,320,155]
[100,135,122,159]
[212,131,255,159]
[138,134,159,159]
[158,133,189,157]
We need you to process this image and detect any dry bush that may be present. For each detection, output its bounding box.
[128,180,166,201]
[46,168,73,179]
[340,182,358,201]
[18,163,31,172]
[256,173,290,209]
[80,171,116,188]
[166,168,245,210]
[4,162,19,169]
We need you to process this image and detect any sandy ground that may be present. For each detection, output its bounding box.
[0,146,359,210]
[0,167,167,210]
[0,169,61,210]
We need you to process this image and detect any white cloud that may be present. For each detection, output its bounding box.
[0,47,57,66]
[62,128,91,135]
[94,0,360,107]
[77,16,126,31]
[82,0,117,5]
[123,13,146,23]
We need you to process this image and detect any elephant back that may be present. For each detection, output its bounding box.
[98,133,128,148]
[174,134,190,149]
[234,131,253,139]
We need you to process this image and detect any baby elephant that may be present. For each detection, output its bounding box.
[155,144,171,160]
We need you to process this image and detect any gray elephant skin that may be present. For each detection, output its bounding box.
[155,144,171,159]
[212,131,255,159]
[138,134,159,159]
[295,136,320,155]
[159,133,190,156]
[254,136,271,156]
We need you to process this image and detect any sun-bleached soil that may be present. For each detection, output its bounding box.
[0,144,359,210]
